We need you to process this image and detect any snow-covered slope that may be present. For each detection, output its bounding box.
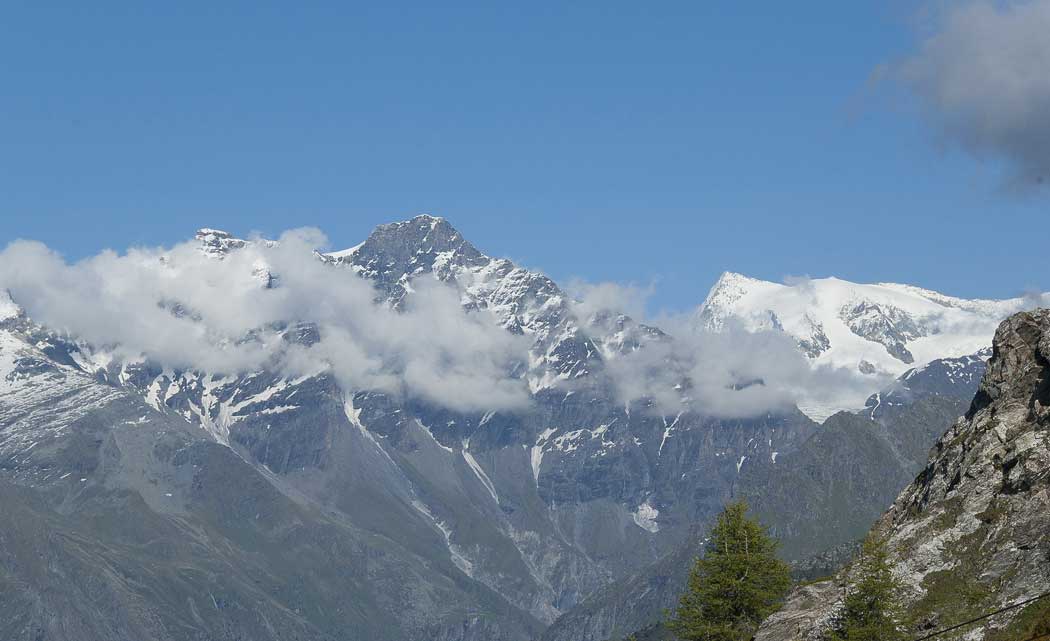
[695,272,1029,419]
[0,303,124,482]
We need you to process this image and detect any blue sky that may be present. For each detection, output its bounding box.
[1,1,1046,312]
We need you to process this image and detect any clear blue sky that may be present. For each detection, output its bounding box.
[1,1,1045,312]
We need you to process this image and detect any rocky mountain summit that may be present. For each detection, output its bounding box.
[756,308,1050,640]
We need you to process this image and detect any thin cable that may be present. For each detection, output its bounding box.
[911,590,1050,641]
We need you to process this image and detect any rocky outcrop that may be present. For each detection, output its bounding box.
[756,309,1050,641]
[752,582,843,641]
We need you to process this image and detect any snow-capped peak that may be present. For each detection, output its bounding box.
[697,271,786,331]
[319,215,490,304]
[695,272,1034,419]
[326,215,484,268]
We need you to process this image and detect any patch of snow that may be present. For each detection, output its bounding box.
[631,500,660,533]
[324,241,365,259]
[257,404,298,415]
[410,499,474,577]
[530,427,557,485]
[462,448,499,504]
[416,419,453,454]
[659,413,682,456]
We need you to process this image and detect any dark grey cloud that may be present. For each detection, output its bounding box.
[898,0,1050,189]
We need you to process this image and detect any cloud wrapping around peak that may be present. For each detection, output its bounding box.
[0,229,532,412]
[898,0,1050,188]
[567,279,655,323]
[571,280,887,419]
[1,230,892,420]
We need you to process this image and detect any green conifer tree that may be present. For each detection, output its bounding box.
[666,500,791,641]
[831,533,905,641]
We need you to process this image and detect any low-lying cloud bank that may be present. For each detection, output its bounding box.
[571,283,890,419]
[610,324,882,419]
[897,0,1050,189]
[0,230,889,419]
[0,230,532,412]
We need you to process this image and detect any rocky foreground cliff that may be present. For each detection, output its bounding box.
[757,309,1050,640]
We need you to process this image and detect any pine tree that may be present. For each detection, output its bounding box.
[831,533,905,641]
[666,500,791,641]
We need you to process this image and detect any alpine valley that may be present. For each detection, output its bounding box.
[0,216,1038,641]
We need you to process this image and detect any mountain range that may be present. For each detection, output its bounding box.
[0,216,1035,641]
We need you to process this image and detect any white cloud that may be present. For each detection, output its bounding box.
[567,279,654,322]
[605,317,882,419]
[1022,288,1050,310]
[570,281,885,419]
[897,0,1050,188]
[0,234,894,420]
[0,230,532,412]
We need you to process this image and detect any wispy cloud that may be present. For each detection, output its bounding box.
[566,278,655,321]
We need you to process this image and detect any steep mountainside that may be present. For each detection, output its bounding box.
[742,351,990,560]
[757,309,1050,641]
[538,353,986,641]
[696,272,1025,419]
[0,309,537,641]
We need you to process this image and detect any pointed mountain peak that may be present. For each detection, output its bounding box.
[699,271,773,313]
[330,215,488,280]
[711,270,765,290]
[367,214,477,254]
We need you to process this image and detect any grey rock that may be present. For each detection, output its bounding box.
[840,301,930,364]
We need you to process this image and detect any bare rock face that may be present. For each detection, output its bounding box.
[756,309,1050,641]
[753,581,844,641]
[886,309,1050,637]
